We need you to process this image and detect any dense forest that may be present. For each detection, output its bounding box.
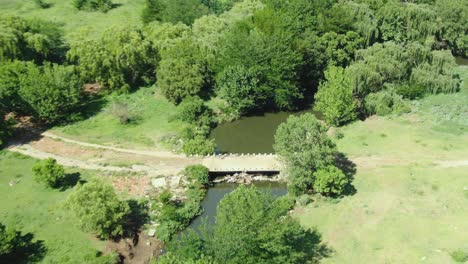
[0,0,467,263]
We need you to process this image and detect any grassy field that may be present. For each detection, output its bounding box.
[0,0,145,41]
[0,151,113,263]
[296,66,468,263]
[52,86,186,150]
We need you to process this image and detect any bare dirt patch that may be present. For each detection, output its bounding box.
[105,232,162,264]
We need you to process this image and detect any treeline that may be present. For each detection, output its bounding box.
[1,0,466,147]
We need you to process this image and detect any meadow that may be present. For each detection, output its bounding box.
[296,66,468,263]
[0,151,112,263]
[0,0,145,41]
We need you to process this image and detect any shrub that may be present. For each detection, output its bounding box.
[34,0,50,8]
[66,179,130,239]
[72,0,113,12]
[451,249,468,263]
[364,90,411,116]
[32,158,66,188]
[183,164,210,188]
[182,137,215,156]
[313,165,349,196]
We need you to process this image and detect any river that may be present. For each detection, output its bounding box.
[210,108,319,154]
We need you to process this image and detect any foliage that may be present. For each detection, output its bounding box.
[274,113,337,196]
[158,185,328,263]
[0,61,30,114]
[33,0,50,9]
[217,18,303,110]
[0,223,45,263]
[176,96,211,125]
[158,37,209,103]
[183,165,210,188]
[65,179,130,239]
[216,65,265,115]
[318,31,365,67]
[450,249,468,263]
[153,165,209,241]
[376,1,437,43]
[72,0,113,12]
[410,50,461,94]
[313,165,349,196]
[32,158,66,188]
[18,62,83,123]
[68,26,156,92]
[314,66,357,126]
[0,15,65,63]
[182,136,215,156]
[364,89,411,116]
[141,0,210,25]
[434,0,468,56]
[0,112,12,146]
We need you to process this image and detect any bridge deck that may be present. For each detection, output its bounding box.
[201,154,282,172]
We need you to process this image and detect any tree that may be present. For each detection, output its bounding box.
[0,15,65,63]
[313,165,349,196]
[435,0,468,56]
[142,0,164,24]
[274,113,336,196]
[314,66,357,126]
[158,185,328,263]
[216,65,267,115]
[68,26,156,92]
[0,61,30,114]
[0,111,11,146]
[72,0,113,12]
[318,31,365,67]
[158,37,209,103]
[32,158,66,188]
[18,63,83,123]
[65,179,130,239]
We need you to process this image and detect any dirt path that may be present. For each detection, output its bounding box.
[7,130,468,177]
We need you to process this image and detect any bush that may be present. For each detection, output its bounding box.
[396,83,426,99]
[32,158,66,188]
[313,165,349,196]
[182,137,215,156]
[364,90,411,116]
[176,96,209,124]
[183,164,210,188]
[34,0,50,8]
[451,249,468,263]
[72,0,113,12]
[66,179,130,239]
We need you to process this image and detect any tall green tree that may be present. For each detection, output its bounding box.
[314,66,357,126]
[141,0,210,25]
[18,63,82,123]
[435,0,468,56]
[158,37,210,103]
[274,113,337,196]
[0,15,65,63]
[0,61,30,114]
[68,26,156,92]
[66,179,130,239]
[157,185,328,263]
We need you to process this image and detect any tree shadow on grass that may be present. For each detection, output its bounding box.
[302,228,334,263]
[334,152,357,197]
[59,172,84,191]
[1,231,47,264]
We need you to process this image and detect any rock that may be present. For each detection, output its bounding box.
[148,229,156,237]
[151,178,166,188]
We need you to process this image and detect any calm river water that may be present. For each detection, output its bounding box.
[210,109,319,154]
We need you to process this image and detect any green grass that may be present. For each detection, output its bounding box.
[297,165,468,264]
[0,151,113,263]
[0,0,145,41]
[52,86,186,150]
[296,65,468,263]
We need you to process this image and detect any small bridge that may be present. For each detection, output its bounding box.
[200,154,282,173]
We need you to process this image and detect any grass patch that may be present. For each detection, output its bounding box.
[0,151,114,263]
[52,86,187,150]
[0,0,145,41]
